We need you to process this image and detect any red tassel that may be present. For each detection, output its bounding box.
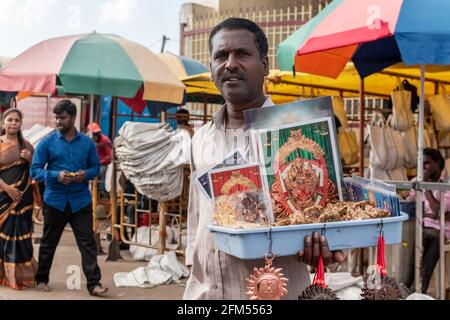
[313,256,326,287]
[377,234,387,276]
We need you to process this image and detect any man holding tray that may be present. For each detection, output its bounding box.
[183,17,345,300]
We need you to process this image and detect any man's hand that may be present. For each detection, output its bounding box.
[74,170,86,183]
[58,170,74,185]
[298,232,346,267]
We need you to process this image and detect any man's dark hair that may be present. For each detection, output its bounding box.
[176,108,190,125]
[424,148,445,171]
[208,17,268,58]
[53,99,77,116]
[176,108,189,116]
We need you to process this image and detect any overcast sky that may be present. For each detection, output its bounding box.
[0,0,198,58]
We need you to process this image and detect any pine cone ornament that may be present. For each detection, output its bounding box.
[298,284,339,300]
[361,275,401,300]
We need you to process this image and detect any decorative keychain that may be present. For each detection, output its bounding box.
[298,226,339,300]
[246,227,289,300]
[361,220,401,300]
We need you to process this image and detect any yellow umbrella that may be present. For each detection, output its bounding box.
[267,64,450,102]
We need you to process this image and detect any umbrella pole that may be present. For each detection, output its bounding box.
[358,78,365,178]
[414,65,425,293]
[107,96,122,261]
[89,95,103,255]
[89,95,94,137]
[358,77,366,276]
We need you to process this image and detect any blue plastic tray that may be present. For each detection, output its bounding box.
[207,212,409,260]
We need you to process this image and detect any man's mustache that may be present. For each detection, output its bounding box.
[220,71,246,82]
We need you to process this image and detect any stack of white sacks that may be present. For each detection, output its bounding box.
[114,121,189,201]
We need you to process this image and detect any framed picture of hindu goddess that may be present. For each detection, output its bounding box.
[256,117,344,220]
[208,164,272,225]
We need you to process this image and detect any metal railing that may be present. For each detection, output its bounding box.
[387,180,450,300]
[91,166,189,257]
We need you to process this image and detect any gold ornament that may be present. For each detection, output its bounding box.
[275,129,325,165]
[220,171,257,195]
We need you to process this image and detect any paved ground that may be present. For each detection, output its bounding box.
[0,224,186,300]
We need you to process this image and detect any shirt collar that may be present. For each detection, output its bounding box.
[56,129,81,141]
[212,96,274,130]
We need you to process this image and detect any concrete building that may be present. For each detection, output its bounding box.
[180,0,330,68]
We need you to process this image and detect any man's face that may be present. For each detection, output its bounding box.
[423,155,441,180]
[55,111,76,133]
[210,29,269,108]
[176,113,189,125]
[93,132,101,142]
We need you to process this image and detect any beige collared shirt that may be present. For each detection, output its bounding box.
[183,97,310,300]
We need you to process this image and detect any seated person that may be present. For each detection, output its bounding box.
[405,148,450,293]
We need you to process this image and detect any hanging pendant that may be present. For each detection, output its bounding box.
[298,256,339,300]
[361,275,401,300]
[361,224,401,300]
[298,284,339,300]
[246,254,289,300]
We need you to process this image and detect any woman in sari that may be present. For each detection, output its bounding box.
[0,109,36,289]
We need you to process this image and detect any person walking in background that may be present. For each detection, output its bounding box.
[0,109,36,290]
[87,122,112,197]
[31,100,108,296]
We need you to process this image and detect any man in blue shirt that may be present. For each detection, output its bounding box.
[31,100,108,297]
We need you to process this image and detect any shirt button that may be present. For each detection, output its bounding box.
[211,284,218,290]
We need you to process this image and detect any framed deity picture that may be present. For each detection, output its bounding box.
[208,164,272,225]
[195,150,246,199]
[256,117,344,220]
[209,164,263,199]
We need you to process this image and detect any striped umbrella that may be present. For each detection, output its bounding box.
[0,55,10,68]
[277,0,450,78]
[157,52,209,78]
[0,32,185,104]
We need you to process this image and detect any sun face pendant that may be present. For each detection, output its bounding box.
[246,255,289,300]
